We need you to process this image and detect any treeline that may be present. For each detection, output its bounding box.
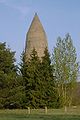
[0,34,79,109]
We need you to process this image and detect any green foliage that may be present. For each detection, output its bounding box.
[21,48,58,108]
[0,42,16,74]
[0,42,26,109]
[21,49,41,108]
[0,33,79,109]
[41,48,58,108]
[52,34,79,107]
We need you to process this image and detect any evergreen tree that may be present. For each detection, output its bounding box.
[0,42,26,108]
[52,34,79,107]
[21,48,59,108]
[41,48,59,108]
[21,49,42,108]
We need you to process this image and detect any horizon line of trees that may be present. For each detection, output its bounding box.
[0,33,79,109]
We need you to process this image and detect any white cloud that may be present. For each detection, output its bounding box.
[0,0,30,17]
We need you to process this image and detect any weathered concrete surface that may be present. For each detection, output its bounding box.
[25,13,48,61]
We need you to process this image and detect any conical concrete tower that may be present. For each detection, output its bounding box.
[25,13,48,61]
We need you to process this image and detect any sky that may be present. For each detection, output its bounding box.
[0,0,80,64]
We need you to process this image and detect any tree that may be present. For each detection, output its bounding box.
[20,49,42,108]
[21,48,59,108]
[0,42,26,108]
[41,48,58,108]
[0,42,16,74]
[51,34,79,107]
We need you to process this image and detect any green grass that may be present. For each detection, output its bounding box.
[0,108,80,120]
[0,114,80,120]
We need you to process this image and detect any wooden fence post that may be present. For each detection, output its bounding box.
[45,106,47,114]
[28,107,30,114]
[64,106,67,112]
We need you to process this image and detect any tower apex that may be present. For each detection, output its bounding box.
[25,14,48,60]
[35,12,37,16]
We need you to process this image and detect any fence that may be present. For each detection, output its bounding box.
[0,106,80,115]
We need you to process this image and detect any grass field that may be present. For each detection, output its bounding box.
[0,114,80,120]
[0,107,80,120]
